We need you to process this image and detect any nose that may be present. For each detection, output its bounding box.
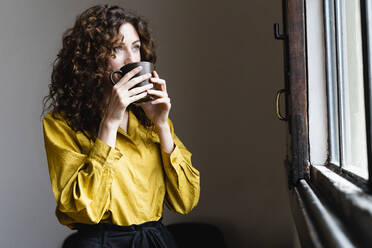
[124,50,136,65]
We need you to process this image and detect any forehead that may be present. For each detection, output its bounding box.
[118,23,140,44]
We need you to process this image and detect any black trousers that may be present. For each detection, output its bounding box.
[63,217,178,248]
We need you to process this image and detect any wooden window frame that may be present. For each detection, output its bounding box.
[276,0,372,247]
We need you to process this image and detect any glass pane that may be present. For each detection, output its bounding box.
[337,0,368,179]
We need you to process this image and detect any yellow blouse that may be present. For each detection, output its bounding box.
[42,109,200,229]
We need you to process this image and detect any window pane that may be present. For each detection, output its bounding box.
[336,0,368,179]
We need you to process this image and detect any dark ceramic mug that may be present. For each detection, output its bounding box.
[110,61,155,103]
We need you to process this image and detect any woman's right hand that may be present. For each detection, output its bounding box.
[103,66,153,125]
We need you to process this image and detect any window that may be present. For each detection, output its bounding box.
[325,0,368,179]
[276,0,372,246]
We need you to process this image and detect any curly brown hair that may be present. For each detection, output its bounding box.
[41,4,157,140]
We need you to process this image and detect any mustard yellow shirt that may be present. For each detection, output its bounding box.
[42,109,200,229]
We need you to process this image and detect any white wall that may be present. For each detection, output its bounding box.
[0,0,293,247]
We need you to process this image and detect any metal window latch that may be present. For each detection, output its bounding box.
[273,22,288,121]
[276,89,288,121]
[274,23,287,40]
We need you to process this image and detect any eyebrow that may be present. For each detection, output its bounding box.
[120,37,141,45]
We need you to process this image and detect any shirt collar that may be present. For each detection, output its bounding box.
[117,108,139,137]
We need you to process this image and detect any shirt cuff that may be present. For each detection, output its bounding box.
[161,144,183,174]
[88,137,123,165]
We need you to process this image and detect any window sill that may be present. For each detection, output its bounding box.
[309,165,372,246]
[289,165,372,247]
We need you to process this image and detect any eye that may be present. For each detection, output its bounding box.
[113,46,122,53]
[133,45,141,52]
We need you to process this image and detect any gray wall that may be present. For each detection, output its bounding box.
[0,0,293,247]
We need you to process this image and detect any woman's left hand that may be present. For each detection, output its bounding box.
[135,71,171,128]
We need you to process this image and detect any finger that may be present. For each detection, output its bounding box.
[152,71,160,78]
[128,91,148,104]
[128,83,154,97]
[151,97,171,105]
[150,77,166,91]
[115,66,143,87]
[124,73,152,90]
[147,89,167,98]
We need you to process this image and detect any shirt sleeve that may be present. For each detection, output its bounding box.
[160,119,200,214]
[42,113,122,225]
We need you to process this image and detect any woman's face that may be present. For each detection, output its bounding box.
[109,22,141,71]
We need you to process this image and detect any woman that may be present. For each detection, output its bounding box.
[41,5,200,248]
